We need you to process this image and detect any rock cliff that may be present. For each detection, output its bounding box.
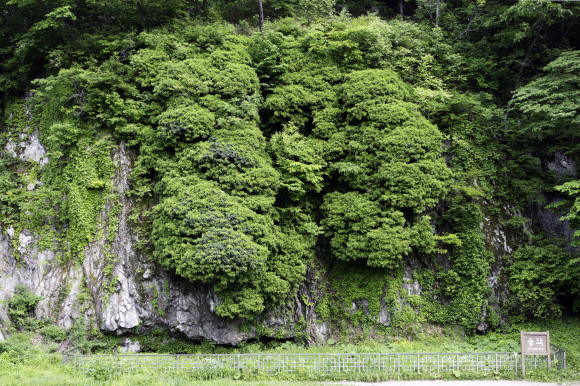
[0,103,576,346]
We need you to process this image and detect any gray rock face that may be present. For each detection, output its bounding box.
[119,337,141,353]
[534,152,578,251]
[535,201,577,246]
[5,130,49,166]
[1,102,577,343]
[0,139,522,341]
[547,151,576,177]
[0,137,300,344]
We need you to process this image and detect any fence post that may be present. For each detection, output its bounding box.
[456,353,459,371]
[74,354,77,372]
[177,354,180,372]
[398,353,401,373]
[417,354,420,373]
[495,354,498,373]
[437,353,440,373]
[563,351,566,370]
[476,353,479,373]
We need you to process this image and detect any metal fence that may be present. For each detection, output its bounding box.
[62,343,566,376]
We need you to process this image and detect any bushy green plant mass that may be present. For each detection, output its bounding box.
[8,285,42,331]
[2,17,457,321]
[1,0,580,332]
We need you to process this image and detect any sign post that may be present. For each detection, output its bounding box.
[520,331,550,378]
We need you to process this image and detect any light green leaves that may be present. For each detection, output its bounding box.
[512,51,580,140]
[322,192,435,268]
[270,128,326,198]
[28,19,456,321]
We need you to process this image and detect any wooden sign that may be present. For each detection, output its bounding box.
[520,331,550,378]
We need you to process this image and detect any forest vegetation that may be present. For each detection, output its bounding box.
[1,0,580,375]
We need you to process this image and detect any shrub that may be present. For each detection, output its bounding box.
[0,332,40,363]
[8,285,42,331]
[39,324,67,342]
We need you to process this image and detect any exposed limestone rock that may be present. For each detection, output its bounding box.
[0,225,87,331]
[119,337,141,353]
[1,111,578,344]
[5,130,49,166]
[314,322,329,342]
[476,321,488,333]
[402,268,421,296]
[534,199,578,251]
[0,138,301,345]
[547,151,576,178]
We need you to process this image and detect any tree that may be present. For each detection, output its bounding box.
[258,0,265,31]
[500,0,570,133]
[320,69,452,266]
[512,50,580,142]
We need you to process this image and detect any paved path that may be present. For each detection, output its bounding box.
[331,381,578,386]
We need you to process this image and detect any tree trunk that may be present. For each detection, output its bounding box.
[72,0,79,29]
[561,16,565,45]
[399,0,403,21]
[2,91,7,117]
[195,0,200,17]
[435,0,440,27]
[137,1,145,30]
[258,0,264,32]
[503,29,541,134]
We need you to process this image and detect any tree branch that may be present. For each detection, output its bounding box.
[456,5,486,40]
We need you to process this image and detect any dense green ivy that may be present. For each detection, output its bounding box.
[442,201,495,331]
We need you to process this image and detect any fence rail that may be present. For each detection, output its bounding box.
[63,343,565,375]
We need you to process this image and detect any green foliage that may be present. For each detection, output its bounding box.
[2,0,580,332]
[39,325,67,342]
[317,261,397,324]
[297,0,336,25]
[270,127,326,198]
[507,241,580,318]
[0,332,42,364]
[0,150,19,216]
[69,318,109,354]
[322,193,434,268]
[28,23,317,320]
[441,201,494,332]
[512,51,580,145]
[153,177,273,318]
[550,178,580,248]
[8,285,42,331]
